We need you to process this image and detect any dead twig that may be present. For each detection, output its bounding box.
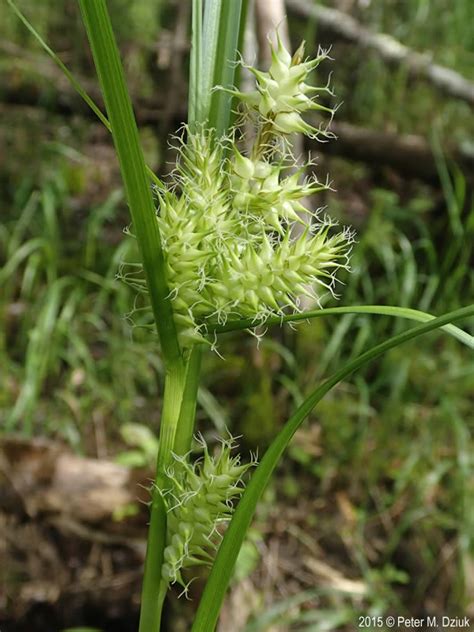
[287,0,474,107]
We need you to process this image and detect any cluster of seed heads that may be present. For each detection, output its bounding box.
[149,37,353,592]
[161,437,255,591]
[127,37,353,347]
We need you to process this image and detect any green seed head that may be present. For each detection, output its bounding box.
[160,437,255,590]
[226,36,336,141]
[126,37,353,348]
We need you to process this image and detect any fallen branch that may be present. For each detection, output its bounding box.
[309,120,474,182]
[286,0,474,107]
[2,56,473,184]
[3,87,472,183]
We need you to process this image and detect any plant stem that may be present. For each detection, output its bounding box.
[173,345,203,456]
[189,0,203,127]
[139,487,167,632]
[156,363,189,475]
[76,3,192,628]
[207,0,243,134]
[139,346,202,630]
[139,361,187,632]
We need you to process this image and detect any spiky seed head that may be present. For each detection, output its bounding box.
[124,36,352,348]
[160,438,255,589]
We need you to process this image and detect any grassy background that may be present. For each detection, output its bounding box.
[1,0,473,629]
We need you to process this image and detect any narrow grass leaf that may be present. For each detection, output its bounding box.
[208,0,243,134]
[7,278,70,433]
[211,304,474,349]
[78,0,181,367]
[6,0,109,129]
[188,0,203,126]
[192,305,474,631]
[173,345,203,456]
[200,0,222,123]
[0,238,46,286]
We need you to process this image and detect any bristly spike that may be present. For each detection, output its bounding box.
[160,436,255,589]
[124,34,352,350]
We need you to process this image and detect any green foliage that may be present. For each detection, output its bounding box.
[0,177,163,440]
[3,1,474,631]
[192,306,474,631]
[78,0,181,366]
[0,0,161,56]
[272,174,474,622]
[116,423,160,468]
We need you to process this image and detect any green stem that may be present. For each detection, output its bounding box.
[139,346,201,630]
[139,362,187,632]
[77,9,189,622]
[76,9,190,620]
[189,0,203,127]
[207,0,243,135]
[156,364,188,475]
[173,345,203,456]
[157,582,169,626]
[139,487,167,632]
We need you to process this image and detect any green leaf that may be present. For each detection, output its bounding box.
[76,7,188,628]
[6,278,71,433]
[78,0,181,368]
[192,304,474,631]
[210,304,474,349]
[199,0,221,125]
[188,0,203,126]
[6,0,109,128]
[189,0,245,130]
[203,0,243,134]
[115,450,149,468]
[173,345,203,456]
[120,422,160,463]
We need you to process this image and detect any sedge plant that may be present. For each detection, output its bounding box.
[7,1,474,630]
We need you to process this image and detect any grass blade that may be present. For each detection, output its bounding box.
[0,238,45,286]
[199,0,222,124]
[6,0,164,191]
[192,0,244,130]
[173,345,203,456]
[192,304,474,631]
[7,278,69,433]
[78,0,181,367]
[210,304,474,349]
[206,0,243,134]
[76,4,192,629]
[188,0,203,126]
[6,0,109,128]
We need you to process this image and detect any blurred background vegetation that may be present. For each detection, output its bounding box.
[1,0,473,630]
